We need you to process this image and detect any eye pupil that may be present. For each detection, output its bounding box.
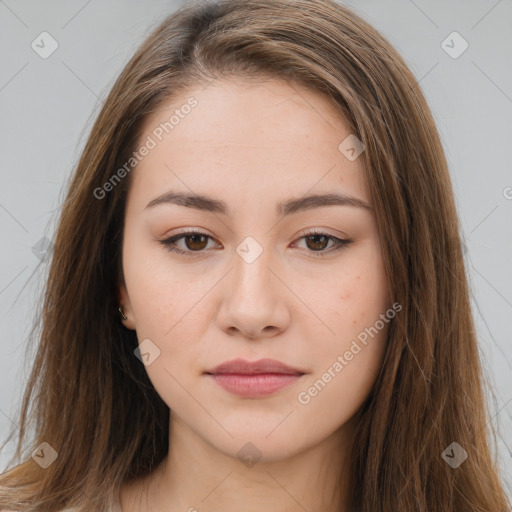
[186,234,208,250]
[306,234,328,251]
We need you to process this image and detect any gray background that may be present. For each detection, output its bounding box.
[1,0,511,498]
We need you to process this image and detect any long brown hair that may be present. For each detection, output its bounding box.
[1,0,509,510]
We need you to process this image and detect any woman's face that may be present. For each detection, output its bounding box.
[118,77,391,461]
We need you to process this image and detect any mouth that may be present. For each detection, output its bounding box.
[204,358,306,398]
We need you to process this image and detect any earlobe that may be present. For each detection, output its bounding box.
[118,303,136,330]
[117,284,136,329]
[118,305,128,320]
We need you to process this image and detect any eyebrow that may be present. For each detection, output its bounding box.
[145,190,372,216]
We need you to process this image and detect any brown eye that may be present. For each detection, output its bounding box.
[305,234,330,251]
[159,230,217,256]
[293,230,352,258]
[184,233,209,251]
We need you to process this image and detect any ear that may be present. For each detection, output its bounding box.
[117,281,136,330]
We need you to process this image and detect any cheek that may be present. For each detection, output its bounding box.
[122,235,205,338]
[296,271,390,437]
[316,245,389,343]
[296,336,387,442]
[298,242,389,403]
[122,239,212,376]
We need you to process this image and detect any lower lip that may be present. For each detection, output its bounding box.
[207,373,303,397]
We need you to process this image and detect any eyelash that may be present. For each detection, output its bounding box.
[159,228,352,258]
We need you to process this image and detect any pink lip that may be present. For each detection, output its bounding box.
[205,358,305,398]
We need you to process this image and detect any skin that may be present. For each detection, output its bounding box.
[117,77,391,512]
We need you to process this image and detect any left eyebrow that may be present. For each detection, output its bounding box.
[278,192,373,215]
[144,191,372,216]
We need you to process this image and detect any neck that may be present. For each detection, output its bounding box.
[123,411,355,512]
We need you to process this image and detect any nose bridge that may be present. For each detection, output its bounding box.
[216,233,290,338]
[231,234,276,301]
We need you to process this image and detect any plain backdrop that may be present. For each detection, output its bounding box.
[1,0,511,498]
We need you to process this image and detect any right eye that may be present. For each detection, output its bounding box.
[159,230,219,256]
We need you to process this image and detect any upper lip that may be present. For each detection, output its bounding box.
[206,358,305,375]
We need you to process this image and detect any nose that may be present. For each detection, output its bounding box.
[216,241,291,340]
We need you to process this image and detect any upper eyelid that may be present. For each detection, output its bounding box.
[162,228,347,242]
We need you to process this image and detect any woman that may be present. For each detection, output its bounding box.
[1,0,509,510]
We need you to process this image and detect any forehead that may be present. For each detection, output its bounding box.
[127,77,368,211]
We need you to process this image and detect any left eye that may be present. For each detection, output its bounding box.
[159,230,352,257]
